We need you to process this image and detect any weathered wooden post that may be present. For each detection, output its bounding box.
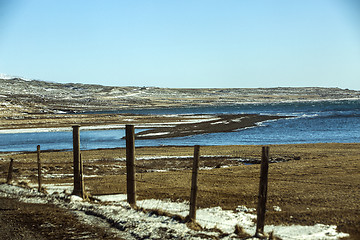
[126,124,136,207]
[6,158,14,184]
[189,145,200,221]
[37,145,42,192]
[72,125,84,198]
[80,153,85,198]
[255,146,270,237]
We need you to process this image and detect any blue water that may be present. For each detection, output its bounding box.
[1,100,359,152]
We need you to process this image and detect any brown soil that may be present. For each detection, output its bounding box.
[1,143,359,239]
[0,197,124,239]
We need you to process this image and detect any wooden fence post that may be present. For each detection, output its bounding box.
[6,158,14,184]
[79,153,85,199]
[37,145,42,192]
[255,146,270,237]
[189,145,200,221]
[126,125,136,207]
[72,125,84,198]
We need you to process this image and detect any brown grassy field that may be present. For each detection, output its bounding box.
[1,143,359,239]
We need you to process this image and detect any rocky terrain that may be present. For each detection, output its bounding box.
[1,76,360,117]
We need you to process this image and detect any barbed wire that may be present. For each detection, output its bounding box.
[136,182,186,190]
[268,177,360,188]
[198,171,256,179]
[135,169,360,188]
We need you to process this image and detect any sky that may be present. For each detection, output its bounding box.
[0,0,359,89]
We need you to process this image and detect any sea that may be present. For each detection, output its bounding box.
[0,99,359,152]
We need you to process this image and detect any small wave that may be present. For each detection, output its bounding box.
[236,118,286,131]
[316,113,360,119]
[294,110,360,119]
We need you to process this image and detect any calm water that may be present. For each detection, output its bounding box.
[1,100,359,152]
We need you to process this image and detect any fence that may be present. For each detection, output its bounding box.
[123,125,269,234]
[3,124,359,238]
[4,124,271,237]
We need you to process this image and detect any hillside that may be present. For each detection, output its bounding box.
[1,77,360,116]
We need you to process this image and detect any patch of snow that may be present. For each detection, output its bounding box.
[53,110,68,114]
[199,166,214,170]
[197,206,256,233]
[27,182,73,195]
[236,205,256,213]
[263,224,349,240]
[136,123,176,128]
[0,127,72,134]
[137,132,170,137]
[0,73,32,81]
[273,205,282,212]
[0,184,350,240]
[139,199,189,215]
[147,169,169,172]
[232,117,244,122]
[42,174,98,179]
[135,155,231,161]
[210,121,224,125]
[70,195,84,202]
[179,115,218,119]
[0,125,126,134]
[81,125,125,131]
[96,194,127,202]
[43,173,73,179]
[220,165,231,169]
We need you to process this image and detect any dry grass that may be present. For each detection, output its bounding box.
[1,143,360,239]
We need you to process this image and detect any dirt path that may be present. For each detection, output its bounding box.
[0,197,44,240]
[0,197,124,240]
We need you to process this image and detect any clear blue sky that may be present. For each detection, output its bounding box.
[1,0,359,89]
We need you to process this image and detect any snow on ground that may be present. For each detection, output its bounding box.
[0,127,73,134]
[0,183,349,239]
[210,121,224,125]
[0,73,31,80]
[89,155,233,162]
[137,132,171,137]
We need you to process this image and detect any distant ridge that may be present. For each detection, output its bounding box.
[1,75,360,115]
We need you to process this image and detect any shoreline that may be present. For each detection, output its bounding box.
[77,97,360,113]
[0,113,290,152]
[0,113,288,135]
